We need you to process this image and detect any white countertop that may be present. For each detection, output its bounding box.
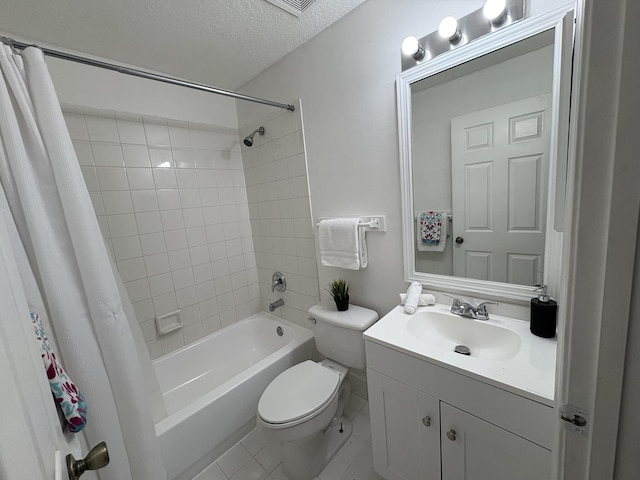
[364,304,557,406]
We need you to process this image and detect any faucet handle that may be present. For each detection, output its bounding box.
[475,300,499,319]
[442,292,461,305]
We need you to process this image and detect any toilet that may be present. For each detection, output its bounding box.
[257,303,378,480]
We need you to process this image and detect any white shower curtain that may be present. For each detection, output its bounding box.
[0,45,166,480]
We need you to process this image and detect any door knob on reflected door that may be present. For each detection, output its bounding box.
[66,442,110,480]
[455,236,464,244]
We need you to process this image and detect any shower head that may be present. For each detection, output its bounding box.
[243,126,265,147]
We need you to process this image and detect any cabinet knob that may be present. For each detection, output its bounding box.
[421,416,431,427]
[446,429,457,441]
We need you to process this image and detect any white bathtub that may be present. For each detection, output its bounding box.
[153,312,314,480]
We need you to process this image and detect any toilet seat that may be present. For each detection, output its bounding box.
[258,360,340,426]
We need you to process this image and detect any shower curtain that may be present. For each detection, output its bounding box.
[0,45,165,480]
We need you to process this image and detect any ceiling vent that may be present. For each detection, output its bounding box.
[265,0,316,17]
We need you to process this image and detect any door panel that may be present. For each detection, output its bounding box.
[368,370,441,480]
[441,403,551,480]
[452,95,551,284]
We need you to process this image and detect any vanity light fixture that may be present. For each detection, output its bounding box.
[438,16,462,43]
[400,0,524,71]
[401,36,427,61]
[483,0,508,25]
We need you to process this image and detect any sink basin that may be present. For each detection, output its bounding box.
[406,311,521,361]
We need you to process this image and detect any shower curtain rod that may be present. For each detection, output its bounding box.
[1,37,295,112]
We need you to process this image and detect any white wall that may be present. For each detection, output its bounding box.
[238,0,574,318]
[47,57,238,128]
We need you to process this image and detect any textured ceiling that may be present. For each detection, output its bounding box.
[0,0,367,89]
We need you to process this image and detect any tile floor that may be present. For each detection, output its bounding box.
[194,397,383,480]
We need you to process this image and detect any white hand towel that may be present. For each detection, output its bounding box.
[399,293,437,306]
[417,212,448,252]
[404,281,423,314]
[319,218,368,270]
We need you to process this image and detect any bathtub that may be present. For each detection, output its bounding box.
[153,312,314,480]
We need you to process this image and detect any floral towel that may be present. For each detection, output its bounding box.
[30,312,87,433]
[419,211,443,245]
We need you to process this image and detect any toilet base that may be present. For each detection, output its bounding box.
[281,416,353,480]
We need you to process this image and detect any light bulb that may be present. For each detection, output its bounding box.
[401,35,426,60]
[438,16,461,42]
[483,0,507,24]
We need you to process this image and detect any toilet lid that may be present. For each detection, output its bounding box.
[258,360,340,425]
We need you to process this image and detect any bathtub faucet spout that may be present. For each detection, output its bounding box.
[269,298,284,312]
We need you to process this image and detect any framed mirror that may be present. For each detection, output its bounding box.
[398,7,574,302]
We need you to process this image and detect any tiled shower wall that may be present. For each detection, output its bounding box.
[63,107,260,358]
[240,103,321,328]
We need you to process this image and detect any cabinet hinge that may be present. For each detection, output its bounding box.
[559,404,588,436]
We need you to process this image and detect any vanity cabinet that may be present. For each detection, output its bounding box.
[366,341,553,480]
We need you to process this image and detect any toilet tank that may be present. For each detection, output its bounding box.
[308,303,378,369]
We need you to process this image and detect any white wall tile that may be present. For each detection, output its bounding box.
[183,208,204,228]
[177,169,199,188]
[153,292,178,316]
[125,278,152,303]
[172,267,195,290]
[117,257,147,283]
[97,167,129,191]
[117,119,147,145]
[176,286,198,308]
[169,126,192,148]
[161,209,185,231]
[174,149,195,169]
[86,116,120,143]
[144,252,171,277]
[135,211,163,234]
[144,122,171,147]
[127,168,155,190]
[92,143,124,167]
[189,245,211,266]
[165,229,189,251]
[107,214,138,238]
[153,168,178,189]
[122,144,151,167]
[140,232,166,255]
[180,189,202,208]
[132,299,155,323]
[157,189,182,210]
[149,148,173,168]
[131,190,159,212]
[112,235,142,261]
[149,272,174,297]
[168,248,191,271]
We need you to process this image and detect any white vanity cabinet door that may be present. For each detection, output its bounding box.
[368,369,441,480]
[440,402,551,480]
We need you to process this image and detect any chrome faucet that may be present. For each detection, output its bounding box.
[443,293,498,321]
[269,298,284,312]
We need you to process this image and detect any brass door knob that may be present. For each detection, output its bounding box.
[421,416,431,427]
[447,429,457,441]
[67,442,110,480]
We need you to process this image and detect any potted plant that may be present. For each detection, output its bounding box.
[327,278,350,311]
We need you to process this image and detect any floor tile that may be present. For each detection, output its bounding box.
[229,458,268,480]
[218,443,252,478]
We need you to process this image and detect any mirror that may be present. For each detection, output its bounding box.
[398,9,574,301]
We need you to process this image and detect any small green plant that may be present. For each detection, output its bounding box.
[327,278,350,311]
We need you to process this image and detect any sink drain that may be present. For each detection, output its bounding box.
[454,345,471,356]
